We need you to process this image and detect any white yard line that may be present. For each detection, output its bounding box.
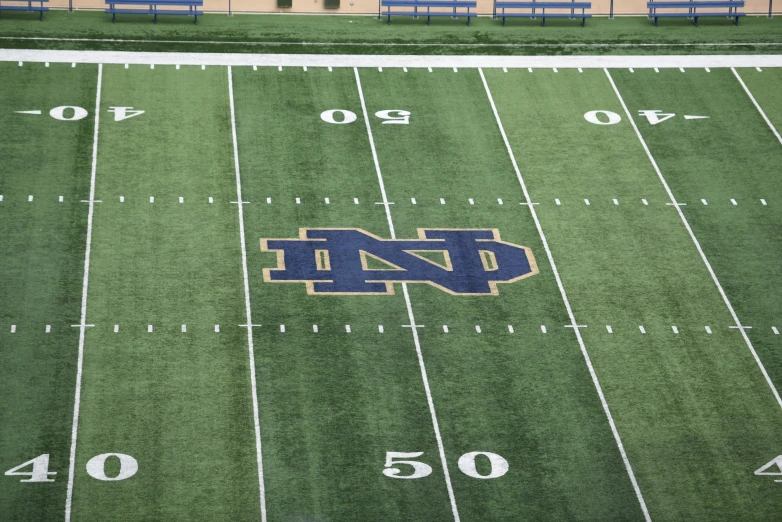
[65,63,102,522]
[731,68,782,145]
[228,66,268,522]
[2,50,782,69]
[354,67,460,522]
[479,68,651,522]
[605,68,782,412]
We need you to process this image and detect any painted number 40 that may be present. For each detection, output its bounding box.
[383,451,508,480]
[5,453,138,482]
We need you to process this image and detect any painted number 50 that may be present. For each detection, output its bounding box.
[383,451,508,480]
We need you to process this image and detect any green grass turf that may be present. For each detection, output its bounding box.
[0,61,96,521]
[0,10,781,55]
[2,61,782,521]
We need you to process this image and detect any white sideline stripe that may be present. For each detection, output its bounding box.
[4,51,782,69]
[481,68,651,522]
[65,64,102,522]
[355,67,459,522]
[732,68,782,146]
[228,66,267,522]
[606,68,782,412]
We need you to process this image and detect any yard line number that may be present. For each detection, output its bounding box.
[5,453,137,482]
[320,109,411,125]
[384,451,508,480]
[16,106,144,122]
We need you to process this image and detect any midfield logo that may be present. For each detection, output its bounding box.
[260,229,538,295]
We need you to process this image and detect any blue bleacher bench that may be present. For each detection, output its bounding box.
[0,0,49,20]
[493,1,592,26]
[647,1,745,25]
[105,0,203,23]
[380,0,478,25]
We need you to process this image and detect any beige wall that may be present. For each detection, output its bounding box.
[65,0,778,16]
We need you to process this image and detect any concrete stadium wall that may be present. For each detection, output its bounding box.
[59,0,778,17]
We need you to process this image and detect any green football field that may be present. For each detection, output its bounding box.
[2,55,782,521]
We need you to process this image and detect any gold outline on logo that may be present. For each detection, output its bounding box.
[260,228,538,296]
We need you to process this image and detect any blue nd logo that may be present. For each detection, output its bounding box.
[260,229,537,296]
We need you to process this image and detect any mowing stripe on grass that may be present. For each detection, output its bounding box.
[479,67,651,522]
[732,68,782,145]
[64,63,102,522]
[227,65,267,522]
[354,66,460,522]
[604,68,782,412]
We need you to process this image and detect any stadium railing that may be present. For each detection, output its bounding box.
[492,1,592,26]
[380,0,478,25]
[105,0,203,23]
[0,0,48,20]
[647,0,745,25]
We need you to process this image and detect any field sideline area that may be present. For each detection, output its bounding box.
[2,50,782,521]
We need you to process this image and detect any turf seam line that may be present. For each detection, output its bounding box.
[480,67,652,522]
[606,67,782,413]
[732,68,782,146]
[65,62,102,522]
[228,65,268,522]
[354,66,460,522]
